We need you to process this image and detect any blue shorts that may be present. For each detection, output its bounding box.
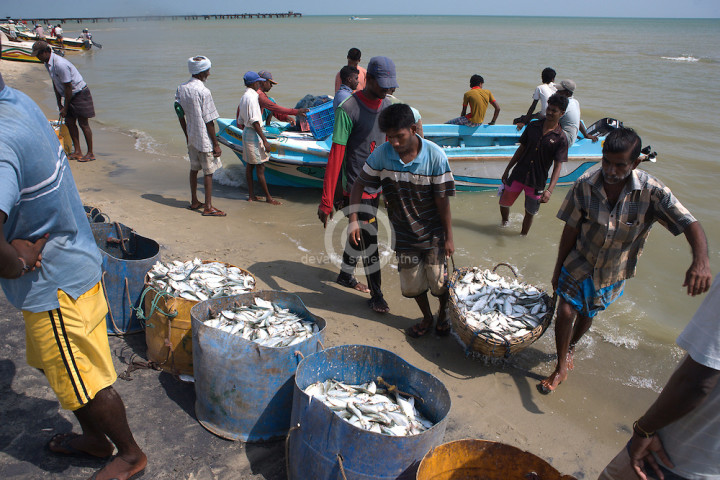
[556,267,625,318]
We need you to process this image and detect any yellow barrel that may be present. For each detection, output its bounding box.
[50,119,72,154]
[144,290,197,375]
[143,261,255,376]
[417,439,577,480]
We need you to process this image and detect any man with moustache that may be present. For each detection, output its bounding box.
[539,127,711,393]
[317,56,398,314]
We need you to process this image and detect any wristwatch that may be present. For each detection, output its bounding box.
[18,257,31,274]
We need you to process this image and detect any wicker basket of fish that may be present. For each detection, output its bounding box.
[140,258,256,375]
[448,262,556,358]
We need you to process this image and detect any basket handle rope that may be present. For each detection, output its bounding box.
[284,423,301,480]
[337,453,349,480]
[133,285,178,328]
[101,271,126,334]
[492,262,518,278]
[474,328,513,359]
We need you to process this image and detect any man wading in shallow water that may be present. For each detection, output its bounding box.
[318,56,398,314]
[539,127,712,394]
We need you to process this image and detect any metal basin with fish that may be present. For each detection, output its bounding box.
[417,439,577,480]
[288,345,451,480]
[191,291,326,442]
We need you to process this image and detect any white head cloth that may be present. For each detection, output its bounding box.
[188,56,212,75]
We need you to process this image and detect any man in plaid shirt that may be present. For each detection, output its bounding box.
[540,127,712,393]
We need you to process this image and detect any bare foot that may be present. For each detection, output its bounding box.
[567,346,575,371]
[248,195,259,202]
[266,198,282,205]
[538,368,567,394]
[501,221,509,227]
[90,453,147,480]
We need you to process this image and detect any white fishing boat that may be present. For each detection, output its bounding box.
[216,118,621,191]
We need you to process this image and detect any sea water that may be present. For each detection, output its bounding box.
[33,15,720,391]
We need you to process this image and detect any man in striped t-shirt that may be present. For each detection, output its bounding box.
[349,104,455,337]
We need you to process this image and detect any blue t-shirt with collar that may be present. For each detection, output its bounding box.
[0,75,101,312]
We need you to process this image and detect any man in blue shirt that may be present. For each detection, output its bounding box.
[333,65,359,110]
[0,74,146,480]
[348,103,455,337]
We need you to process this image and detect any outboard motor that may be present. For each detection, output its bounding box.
[586,117,623,137]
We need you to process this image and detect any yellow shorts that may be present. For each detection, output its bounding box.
[23,283,117,411]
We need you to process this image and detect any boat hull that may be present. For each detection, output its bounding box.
[216,118,602,192]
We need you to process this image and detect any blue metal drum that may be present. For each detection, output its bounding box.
[288,345,452,480]
[191,291,326,442]
[90,222,160,334]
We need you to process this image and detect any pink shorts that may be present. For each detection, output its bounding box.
[499,181,541,215]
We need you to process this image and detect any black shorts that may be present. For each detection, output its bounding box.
[66,87,95,119]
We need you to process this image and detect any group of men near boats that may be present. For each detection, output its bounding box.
[174,48,718,478]
[0,36,717,479]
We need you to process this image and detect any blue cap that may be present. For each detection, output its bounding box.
[243,71,263,86]
[367,56,399,89]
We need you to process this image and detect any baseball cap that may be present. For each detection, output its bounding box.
[258,70,277,85]
[243,71,263,86]
[31,40,49,56]
[367,56,399,89]
[554,79,576,93]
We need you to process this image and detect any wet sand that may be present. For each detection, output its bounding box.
[0,60,662,479]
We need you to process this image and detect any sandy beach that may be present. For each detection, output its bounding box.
[0,58,665,479]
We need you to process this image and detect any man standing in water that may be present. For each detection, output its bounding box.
[175,55,225,216]
[349,104,455,337]
[237,71,281,205]
[33,40,96,162]
[540,127,711,393]
[499,94,569,235]
[0,71,146,480]
[318,56,398,314]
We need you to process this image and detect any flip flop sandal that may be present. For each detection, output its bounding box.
[47,433,112,459]
[368,296,389,314]
[435,321,452,337]
[405,323,431,338]
[77,155,96,162]
[201,208,226,217]
[186,203,205,211]
[336,276,371,293]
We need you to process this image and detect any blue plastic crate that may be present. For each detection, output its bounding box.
[306,101,335,140]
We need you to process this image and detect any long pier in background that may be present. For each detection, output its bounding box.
[5,12,303,24]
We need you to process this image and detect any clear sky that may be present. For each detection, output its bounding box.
[4,0,719,19]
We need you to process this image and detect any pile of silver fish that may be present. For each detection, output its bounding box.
[453,268,548,341]
[147,259,255,301]
[304,379,434,436]
[204,297,318,348]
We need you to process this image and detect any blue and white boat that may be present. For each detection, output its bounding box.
[216,118,619,192]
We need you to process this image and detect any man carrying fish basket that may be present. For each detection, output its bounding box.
[539,127,712,393]
[348,103,455,337]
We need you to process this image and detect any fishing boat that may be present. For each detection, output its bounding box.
[0,33,65,63]
[216,117,620,192]
[349,16,372,20]
[0,24,91,51]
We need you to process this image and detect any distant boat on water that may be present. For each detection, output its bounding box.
[349,16,371,21]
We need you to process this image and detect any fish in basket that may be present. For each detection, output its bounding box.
[448,262,556,357]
